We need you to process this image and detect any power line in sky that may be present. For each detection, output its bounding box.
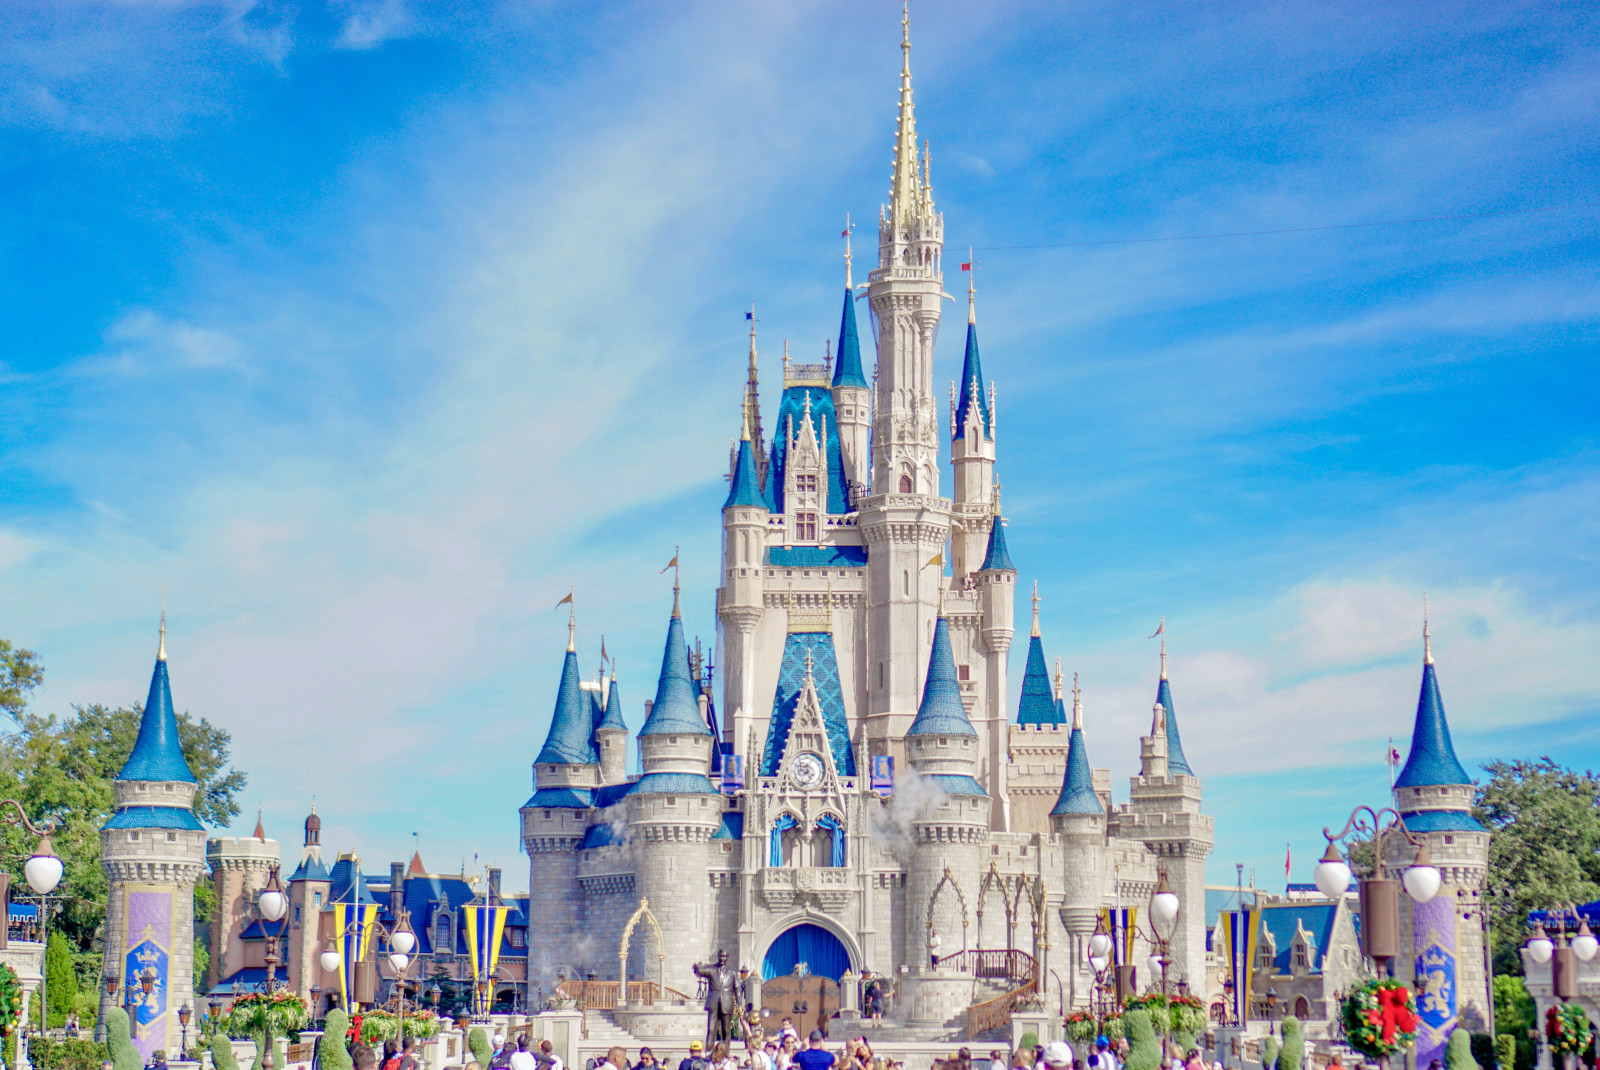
[975,201,1600,251]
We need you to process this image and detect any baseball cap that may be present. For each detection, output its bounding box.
[690,1042,704,1052]
[1042,1043,1074,1069]
[1096,1037,1110,1050]
[494,1036,505,1046]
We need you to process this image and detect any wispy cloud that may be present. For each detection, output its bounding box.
[334,0,414,51]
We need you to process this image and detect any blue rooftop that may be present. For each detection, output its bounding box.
[908,616,977,737]
[536,647,598,766]
[525,786,594,809]
[1258,902,1339,974]
[767,545,868,568]
[328,857,377,905]
[832,288,867,389]
[767,385,849,515]
[289,855,331,883]
[639,612,712,737]
[760,631,856,777]
[101,806,205,832]
[593,781,635,808]
[1394,659,1472,789]
[928,774,988,796]
[952,321,992,441]
[630,771,719,795]
[1157,675,1193,776]
[578,823,618,850]
[712,812,745,840]
[979,517,1015,572]
[1399,809,1485,833]
[117,654,197,784]
[724,438,767,510]
[1051,727,1102,816]
[596,677,627,733]
[1015,635,1059,725]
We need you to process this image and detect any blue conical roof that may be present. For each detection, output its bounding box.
[536,648,597,765]
[1395,660,1471,788]
[761,631,856,776]
[724,438,767,509]
[117,654,197,783]
[1016,635,1060,725]
[1156,675,1193,776]
[767,385,849,514]
[908,616,977,737]
[596,678,627,733]
[980,516,1015,572]
[953,322,991,441]
[639,613,711,736]
[1051,725,1102,816]
[833,288,868,388]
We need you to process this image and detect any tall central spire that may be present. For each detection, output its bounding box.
[890,1,924,224]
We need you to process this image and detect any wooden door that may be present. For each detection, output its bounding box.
[760,975,840,1039]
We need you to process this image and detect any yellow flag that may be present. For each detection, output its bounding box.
[555,591,573,607]
[660,553,679,573]
[924,551,944,569]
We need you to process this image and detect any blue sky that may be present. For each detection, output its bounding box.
[3,1,1598,895]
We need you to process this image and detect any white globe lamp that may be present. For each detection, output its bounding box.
[1402,845,1442,904]
[1313,843,1352,900]
[1526,924,1554,965]
[24,836,64,895]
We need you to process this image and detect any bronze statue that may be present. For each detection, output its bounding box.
[692,950,741,1047]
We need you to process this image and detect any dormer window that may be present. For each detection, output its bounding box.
[795,514,817,542]
[796,474,818,495]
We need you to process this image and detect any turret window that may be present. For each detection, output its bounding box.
[795,513,817,542]
[899,475,913,493]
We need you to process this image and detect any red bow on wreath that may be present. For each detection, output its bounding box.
[349,1013,363,1042]
[1364,987,1419,1044]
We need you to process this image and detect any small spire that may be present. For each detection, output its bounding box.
[1053,657,1064,700]
[1160,636,1167,681]
[844,213,854,291]
[670,547,682,619]
[744,304,762,447]
[1030,581,1041,638]
[1423,591,1433,665]
[254,809,265,841]
[1071,672,1083,731]
[937,582,946,618]
[783,338,790,377]
[158,589,167,662]
[566,586,576,652]
[966,246,976,325]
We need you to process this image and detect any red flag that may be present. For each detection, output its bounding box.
[1389,746,1401,765]
[841,228,851,238]
[1285,842,1292,879]
[960,262,971,271]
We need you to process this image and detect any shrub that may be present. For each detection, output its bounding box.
[321,1012,354,1070]
[1279,1017,1303,1070]
[1020,1033,1039,1052]
[1259,1035,1279,1070]
[210,1029,241,1070]
[1124,1010,1161,1070]
[1447,1029,1480,1070]
[469,1028,492,1067]
[1494,1035,1516,1070]
[30,1037,111,1070]
[103,1008,141,1070]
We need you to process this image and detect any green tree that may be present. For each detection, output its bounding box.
[0,641,43,723]
[1447,1029,1480,1070]
[44,931,77,1028]
[103,1008,141,1070]
[320,1012,353,1070]
[1492,976,1536,1070]
[1475,759,1600,975]
[468,1028,491,1067]
[1260,1035,1280,1070]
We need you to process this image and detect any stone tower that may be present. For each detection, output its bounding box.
[831,248,871,502]
[205,815,279,989]
[974,491,1017,829]
[286,806,331,1001]
[1113,644,1214,989]
[1052,677,1112,1002]
[99,615,208,1062]
[1385,620,1490,1063]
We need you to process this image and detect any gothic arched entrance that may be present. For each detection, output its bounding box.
[759,924,849,1038]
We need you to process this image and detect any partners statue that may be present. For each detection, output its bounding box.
[692,950,742,1047]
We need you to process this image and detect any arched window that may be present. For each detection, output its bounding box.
[899,474,913,493]
[769,813,800,867]
[1294,996,1310,1019]
[815,814,846,867]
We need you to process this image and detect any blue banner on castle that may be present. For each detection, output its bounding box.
[1413,896,1459,1069]
[870,755,893,795]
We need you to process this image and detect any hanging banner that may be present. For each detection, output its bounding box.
[1098,907,1139,966]
[1412,896,1459,1069]
[122,887,174,1063]
[332,901,379,1010]
[462,904,510,1015]
[1225,908,1261,1025]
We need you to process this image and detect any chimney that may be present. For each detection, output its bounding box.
[389,861,405,917]
[487,867,502,904]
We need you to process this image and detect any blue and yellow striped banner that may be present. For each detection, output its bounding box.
[1098,907,1139,966]
[332,901,379,1010]
[1225,908,1260,1025]
[462,904,509,1015]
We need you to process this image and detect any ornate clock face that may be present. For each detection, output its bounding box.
[791,752,825,789]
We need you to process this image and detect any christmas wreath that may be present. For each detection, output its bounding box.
[1546,1003,1590,1057]
[0,963,23,1039]
[1341,978,1417,1059]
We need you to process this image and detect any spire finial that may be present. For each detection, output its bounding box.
[1053,657,1063,701]
[1071,671,1083,731]
[567,586,576,652]
[889,0,923,222]
[783,338,790,377]
[1030,580,1041,638]
[670,547,681,619]
[843,213,854,291]
[1423,591,1433,665]
[901,0,910,71]
[744,305,761,446]
[937,582,946,618]
[1160,637,1167,681]
[967,246,977,325]
[158,588,167,662]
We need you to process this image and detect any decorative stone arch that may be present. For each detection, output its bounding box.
[754,911,864,978]
[618,897,664,1007]
[977,863,1015,951]
[927,866,970,957]
[1014,876,1047,958]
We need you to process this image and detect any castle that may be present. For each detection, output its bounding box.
[90,10,1489,1056]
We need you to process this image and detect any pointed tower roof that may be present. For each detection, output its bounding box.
[639,605,712,737]
[1052,675,1103,816]
[408,850,425,876]
[534,634,598,765]
[761,630,855,776]
[253,811,266,840]
[117,612,198,783]
[1394,619,1471,788]
[1154,641,1193,777]
[979,513,1015,572]
[596,669,627,733]
[953,317,991,441]
[724,437,766,509]
[888,3,930,224]
[1017,586,1059,725]
[833,286,867,389]
[908,614,977,738]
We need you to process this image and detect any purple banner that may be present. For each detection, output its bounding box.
[1412,895,1458,1070]
[124,890,174,1062]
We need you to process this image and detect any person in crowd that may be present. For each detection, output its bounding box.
[711,1042,738,1070]
[599,1048,628,1070]
[989,1051,1006,1070]
[398,1038,421,1070]
[635,1048,659,1070]
[352,1047,376,1070]
[778,1020,798,1043]
[1185,1050,1204,1070]
[745,1036,774,1070]
[1094,1038,1117,1070]
[792,1032,835,1070]
[776,1034,799,1070]
[509,1036,538,1070]
[680,1041,710,1070]
[1040,1044,1074,1070]
[490,1036,512,1070]
[540,1039,567,1070]
[380,1039,403,1070]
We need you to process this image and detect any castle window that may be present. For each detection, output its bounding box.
[314,892,323,908]
[899,475,913,493]
[294,905,302,928]
[129,832,140,841]
[877,663,884,689]
[167,831,178,842]
[510,928,527,949]
[1444,836,1455,845]
[796,474,818,495]
[903,571,910,596]
[796,513,817,542]
[958,665,970,681]
[1294,943,1309,969]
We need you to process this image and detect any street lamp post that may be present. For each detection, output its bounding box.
[1525,909,1599,1003]
[0,802,66,1036]
[1131,871,1182,1064]
[320,907,417,1038]
[1088,915,1115,1033]
[178,1004,192,1060]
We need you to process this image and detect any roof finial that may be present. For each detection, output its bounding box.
[1053,656,1064,701]
[1423,590,1433,665]
[889,0,921,221]
[937,582,946,618]
[843,213,854,291]
[967,246,977,325]
[1071,671,1083,731]
[1030,581,1041,638]
[668,547,681,618]
[1160,637,1167,681]
[744,304,762,446]
[567,586,576,652]
[254,808,265,841]
[158,588,167,662]
[783,338,790,377]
